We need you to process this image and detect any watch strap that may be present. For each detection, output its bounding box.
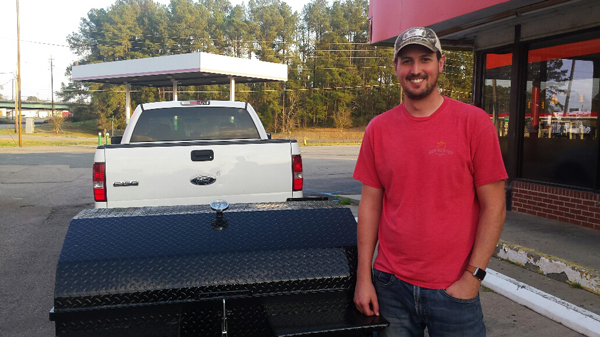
[466,265,486,281]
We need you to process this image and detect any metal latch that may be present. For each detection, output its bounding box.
[221,298,228,337]
[211,199,230,230]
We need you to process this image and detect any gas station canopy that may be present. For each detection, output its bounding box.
[71,52,287,87]
[71,52,288,122]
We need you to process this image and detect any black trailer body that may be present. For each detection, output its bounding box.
[50,201,387,336]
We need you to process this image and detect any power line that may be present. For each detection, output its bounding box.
[0,36,69,48]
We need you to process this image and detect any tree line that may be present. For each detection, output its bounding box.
[58,0,474,132]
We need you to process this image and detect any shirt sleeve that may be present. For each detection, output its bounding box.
[471,111,508,187]
[353,121,383,189]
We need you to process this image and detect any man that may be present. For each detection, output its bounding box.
[353,27,507,336]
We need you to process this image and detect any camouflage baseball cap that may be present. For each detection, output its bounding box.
[394,27,442,60]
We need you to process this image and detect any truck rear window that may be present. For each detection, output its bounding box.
[130,107,260,142]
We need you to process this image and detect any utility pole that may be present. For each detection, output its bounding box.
[12,77,16,123]
[50,56,55,117]
[16,0,22,147]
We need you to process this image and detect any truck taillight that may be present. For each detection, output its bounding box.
[93,163,107,202]
[292,155,303,191]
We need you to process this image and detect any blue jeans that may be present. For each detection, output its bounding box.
[373,269,485,337]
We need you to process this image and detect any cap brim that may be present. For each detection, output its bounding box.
[395,41,439,59]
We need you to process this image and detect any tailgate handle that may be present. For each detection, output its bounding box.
[191,150,214,162]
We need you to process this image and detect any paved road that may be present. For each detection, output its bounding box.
[0,145,587,336]
[302,145,362,198]
[0,149,94,337]
[0,119,48,129]
[0,121,22,130]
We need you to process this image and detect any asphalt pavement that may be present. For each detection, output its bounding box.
[1,144,599,336]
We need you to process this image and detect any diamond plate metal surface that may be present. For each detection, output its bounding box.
[51,202,387,336]
[73,201,344,219]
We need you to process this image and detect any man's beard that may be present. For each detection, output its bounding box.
[404,75,438,100]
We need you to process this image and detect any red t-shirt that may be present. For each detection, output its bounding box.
[353,97,508,289]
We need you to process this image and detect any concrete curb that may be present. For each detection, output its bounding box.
[495,240,600,295]
[483,269,600,337]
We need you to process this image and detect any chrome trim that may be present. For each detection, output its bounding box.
[113,181,139,187]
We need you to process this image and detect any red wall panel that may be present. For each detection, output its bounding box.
[369,0,509,43]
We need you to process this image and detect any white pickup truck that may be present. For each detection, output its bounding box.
[92,100,303,208]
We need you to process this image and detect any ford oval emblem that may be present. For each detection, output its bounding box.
[190,175,216,186]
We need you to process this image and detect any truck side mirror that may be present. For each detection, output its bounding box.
[266,132,272,139]
[111,136,122,145]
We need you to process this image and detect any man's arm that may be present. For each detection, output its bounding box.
[354,183,383,316]
[445,180,506,299]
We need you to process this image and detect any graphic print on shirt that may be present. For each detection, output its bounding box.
[428,141,454,156]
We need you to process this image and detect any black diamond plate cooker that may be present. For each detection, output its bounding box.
[51,201,387,336]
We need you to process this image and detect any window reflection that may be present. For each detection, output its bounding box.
[483,52,512,137]
[526,47,599,140]
[522,37,600,188]
[483,52,512,168]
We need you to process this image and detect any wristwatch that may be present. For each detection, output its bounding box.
[466,265,486,281]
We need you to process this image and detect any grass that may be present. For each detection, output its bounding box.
[0,119,365,147]
[33,119,99,138]
[0,138,98,147]
[0,119,100,147]
[0,118,98,136]
[335,196,353,205]
[568,281,584,289]
[272,127,364,146]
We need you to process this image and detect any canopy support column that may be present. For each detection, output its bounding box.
[172,79,178,101]
[125,82,131,124]
[230,77,235,101]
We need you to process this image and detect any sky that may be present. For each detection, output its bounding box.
[0,0,314,102]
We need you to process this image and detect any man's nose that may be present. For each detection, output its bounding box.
[409,62,423,75]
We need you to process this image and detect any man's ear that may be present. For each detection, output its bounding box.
[439,54,446,72]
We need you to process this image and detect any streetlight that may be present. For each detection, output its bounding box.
[0,72,16,100]
[0,72,18,126]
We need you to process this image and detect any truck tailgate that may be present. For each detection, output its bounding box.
[102,140,295,207]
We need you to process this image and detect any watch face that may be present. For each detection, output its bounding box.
[474,268,486,281]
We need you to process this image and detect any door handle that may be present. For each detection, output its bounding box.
[191,150,214,161]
